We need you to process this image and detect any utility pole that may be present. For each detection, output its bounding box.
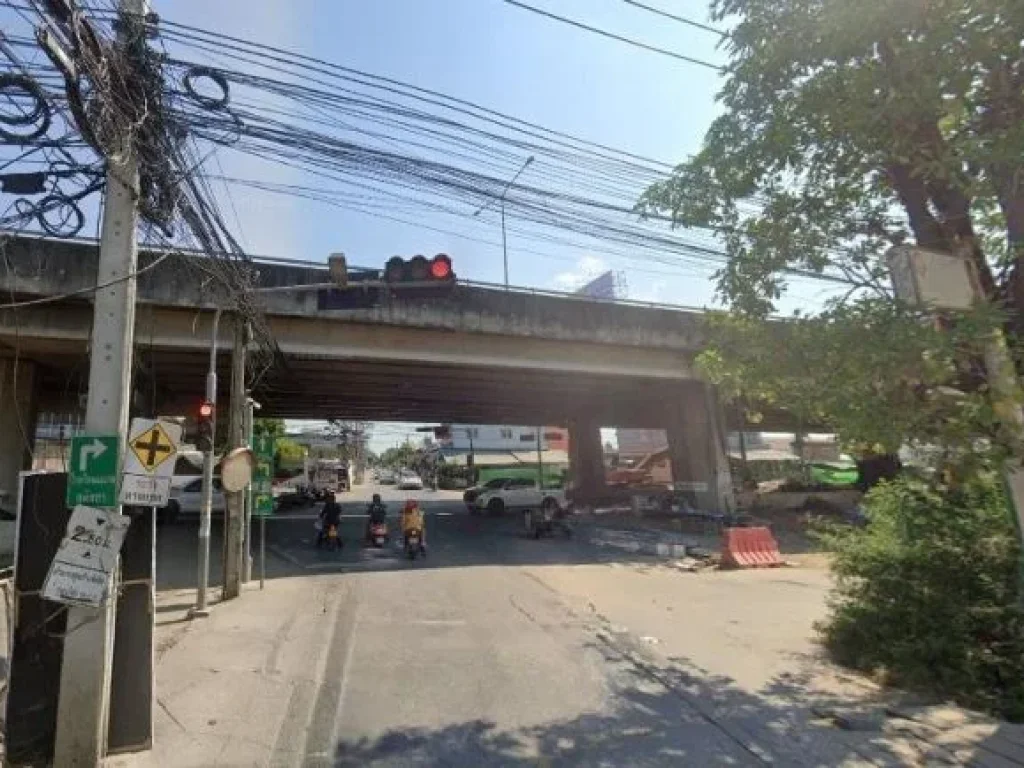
[54,0,147,761]
[243,395,259,582]
[536,426,544,488]
[222,319,247,599]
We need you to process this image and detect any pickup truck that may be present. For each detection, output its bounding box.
[473,477,566,516]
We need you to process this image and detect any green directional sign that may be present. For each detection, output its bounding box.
[252,435,276,517]
[67,435,120,507]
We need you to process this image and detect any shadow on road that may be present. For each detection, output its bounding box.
[328,633,1010,767]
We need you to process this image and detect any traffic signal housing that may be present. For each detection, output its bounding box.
[383,253,455,287]
[197,400,215,452]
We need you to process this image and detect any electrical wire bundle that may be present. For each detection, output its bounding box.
[146,16,881,291]
[0,0,281,370]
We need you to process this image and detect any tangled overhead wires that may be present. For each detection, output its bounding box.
[0,1,280,365]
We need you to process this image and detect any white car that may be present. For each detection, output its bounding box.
[396,471,424,490]
[160,475,225,523]
[474,478,566,516]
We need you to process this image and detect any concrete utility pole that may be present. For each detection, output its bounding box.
[54,0,147,761]
[222,319,247,599]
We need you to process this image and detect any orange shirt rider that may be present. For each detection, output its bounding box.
[401,499,426,546]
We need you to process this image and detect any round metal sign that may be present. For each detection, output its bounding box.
[220,447,255,492]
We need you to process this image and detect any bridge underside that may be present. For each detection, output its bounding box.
[26,342,693,426]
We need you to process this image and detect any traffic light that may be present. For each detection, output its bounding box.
[383,253,455,287]
[197,400,215,452]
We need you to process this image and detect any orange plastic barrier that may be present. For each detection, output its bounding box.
[720,526,784,568]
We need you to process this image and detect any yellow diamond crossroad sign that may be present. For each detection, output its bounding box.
[130,423,176,472]
[121,418,182,507]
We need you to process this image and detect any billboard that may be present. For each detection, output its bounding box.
[574,270,618,300]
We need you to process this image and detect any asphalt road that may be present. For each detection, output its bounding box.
[156,484,773,766]
[143,482,1024,767]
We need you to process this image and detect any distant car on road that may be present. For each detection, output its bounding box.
[396,471,424,490]
[159,476,225,523]
[464,477,515,511]
[474,478,566,517]
[378,470,396,485]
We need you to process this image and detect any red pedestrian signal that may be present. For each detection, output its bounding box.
[197,400,215,452]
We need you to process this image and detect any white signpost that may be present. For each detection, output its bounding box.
[119,417,182,506]
[42,506,131,608]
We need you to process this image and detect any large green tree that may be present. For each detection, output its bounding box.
[642,0,1024,714]
[640,0,1024,320]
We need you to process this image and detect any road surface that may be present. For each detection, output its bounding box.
[139,483,1024,767]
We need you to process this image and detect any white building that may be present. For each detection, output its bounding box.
[443,425,552,452]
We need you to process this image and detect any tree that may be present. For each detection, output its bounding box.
[698,299,1002,481]
[380,442,417,469]
[253,418,286,440]
[640,1,1024,712]
[639,0,1024,323]
[274,437,305,474]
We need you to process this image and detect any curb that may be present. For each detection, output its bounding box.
[581,526,701,559]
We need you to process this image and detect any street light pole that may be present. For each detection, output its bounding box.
[474,155,534,288]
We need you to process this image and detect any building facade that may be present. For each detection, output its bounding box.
[442,425,564,452]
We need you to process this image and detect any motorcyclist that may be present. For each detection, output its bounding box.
[400,498,427,553]
[318,492,343,547]
[364,493,388,543]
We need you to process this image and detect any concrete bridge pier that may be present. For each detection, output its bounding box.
[666,382,734,513]
[567,415,607,507]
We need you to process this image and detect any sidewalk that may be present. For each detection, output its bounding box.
[106,577,346,768]
[527,559,1024,766]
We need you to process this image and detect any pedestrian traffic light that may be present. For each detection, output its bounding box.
[197,400,215,452]
[383,253,456,287]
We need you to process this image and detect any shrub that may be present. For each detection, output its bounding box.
[818,474,1024,720]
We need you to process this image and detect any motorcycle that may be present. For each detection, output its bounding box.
[316,521,342,551]
[368,520,388,548]
[524,502,572,540]
[404,528,424,560]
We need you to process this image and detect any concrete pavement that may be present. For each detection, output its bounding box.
[106,485,1024,767]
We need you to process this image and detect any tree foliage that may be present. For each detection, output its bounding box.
[819,474,1024,720]
[275,437,305,472]
[640,0,1024,318]
[698,299,1005,467]
[253,418,286,440]
[380,442,418,469]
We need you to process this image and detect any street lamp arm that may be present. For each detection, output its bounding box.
[471,155,534,217]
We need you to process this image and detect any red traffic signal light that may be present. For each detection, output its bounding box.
[430,254,452,279]
[197,400,215,452]
[383,254,456,286]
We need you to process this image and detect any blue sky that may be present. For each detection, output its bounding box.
[165,0,747,305]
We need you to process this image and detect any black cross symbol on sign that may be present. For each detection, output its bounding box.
[135,428,172,468]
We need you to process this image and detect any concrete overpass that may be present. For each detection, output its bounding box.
[0,235,743,510]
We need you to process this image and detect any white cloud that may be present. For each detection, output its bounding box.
[552,255,608,292]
